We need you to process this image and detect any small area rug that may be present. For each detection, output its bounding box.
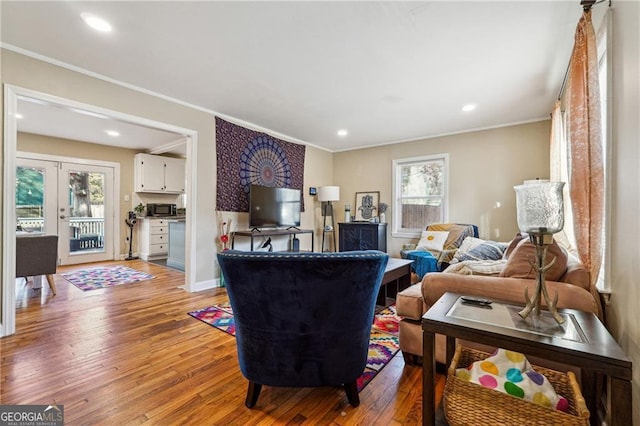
[188,302,401,391]
[62,266,154,291]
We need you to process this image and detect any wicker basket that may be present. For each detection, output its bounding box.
[443,346,590,426]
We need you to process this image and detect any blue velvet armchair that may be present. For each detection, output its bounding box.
[216,250,389,408]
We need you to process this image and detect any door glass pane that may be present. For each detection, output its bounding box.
[68,170,105,254]
[16,166,45,233]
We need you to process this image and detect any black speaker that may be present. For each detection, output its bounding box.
[291,237,300,252]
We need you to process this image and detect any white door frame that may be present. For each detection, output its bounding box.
[18,153,120,265]
[3,85,199,337]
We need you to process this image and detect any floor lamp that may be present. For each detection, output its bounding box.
[318,186,340,252]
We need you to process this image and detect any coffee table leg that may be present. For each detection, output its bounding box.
[422,329,436,426]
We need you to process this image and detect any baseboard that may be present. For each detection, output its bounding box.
[188,278,222,293]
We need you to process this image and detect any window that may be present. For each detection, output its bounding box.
[392,154,449,237]
[596,11,612,292]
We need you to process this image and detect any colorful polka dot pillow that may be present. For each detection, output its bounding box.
[455,348,569,412]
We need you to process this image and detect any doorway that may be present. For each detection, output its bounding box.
[17,156,117,265]
[3,85,198,337]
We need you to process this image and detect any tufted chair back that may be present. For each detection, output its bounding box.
[217,250,389,408]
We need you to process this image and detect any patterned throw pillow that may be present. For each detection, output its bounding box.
[451,237,509,263]
[416,230,449,252]
[455,348,569,412]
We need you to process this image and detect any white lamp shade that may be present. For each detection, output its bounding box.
[514,180,565,234]
[318,186,340,202]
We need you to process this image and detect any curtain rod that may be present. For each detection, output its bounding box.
[557,0,611,100]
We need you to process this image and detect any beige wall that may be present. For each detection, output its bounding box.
[2,49,216,288]
[606,2,640,423]
[333,120,551,256]
[1,49,333,290]
[17,132,140,255]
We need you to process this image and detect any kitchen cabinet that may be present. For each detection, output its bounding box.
[138,218,169,260]
[338,222,387,252]
[134,153,185,193]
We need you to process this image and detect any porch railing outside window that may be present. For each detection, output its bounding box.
[17,217,105,251]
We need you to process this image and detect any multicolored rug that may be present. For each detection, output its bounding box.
[188,303,401,391]
[62,266,154,291]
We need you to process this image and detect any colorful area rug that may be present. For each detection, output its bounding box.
[188,303,401,391]
[62,266,154,291]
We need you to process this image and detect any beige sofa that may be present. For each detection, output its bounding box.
[396,239,601,366]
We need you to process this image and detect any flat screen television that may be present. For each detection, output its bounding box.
[249,185,301,228]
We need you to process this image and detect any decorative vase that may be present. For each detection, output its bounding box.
[379,212,386,223]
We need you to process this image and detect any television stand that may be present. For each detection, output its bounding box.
[231,228,314,252]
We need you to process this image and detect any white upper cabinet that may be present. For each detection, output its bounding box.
[163,156,186,193]
[134,153,185,193]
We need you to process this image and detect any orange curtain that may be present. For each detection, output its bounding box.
[565,9,603,317]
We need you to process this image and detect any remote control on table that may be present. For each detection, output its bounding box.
[460,296,493,306]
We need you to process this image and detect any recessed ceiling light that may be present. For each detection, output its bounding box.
[81,12,112,32]
[105,130,120,137]
[461,104,477,112]
[15,113,23,119]
[337,129,348,137]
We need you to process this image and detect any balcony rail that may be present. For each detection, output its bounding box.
[17,217,105,248]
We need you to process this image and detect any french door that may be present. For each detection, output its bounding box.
[16,157,115,265]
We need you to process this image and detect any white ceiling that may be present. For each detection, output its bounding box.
[1,1,586,153]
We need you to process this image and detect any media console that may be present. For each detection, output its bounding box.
[231,228,314,252]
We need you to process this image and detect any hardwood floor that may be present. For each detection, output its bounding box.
[2,259,445,425]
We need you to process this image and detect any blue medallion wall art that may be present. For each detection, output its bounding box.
[216,117,306,212]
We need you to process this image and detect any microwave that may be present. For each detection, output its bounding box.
[146,203,177,217]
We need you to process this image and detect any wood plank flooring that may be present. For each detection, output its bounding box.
[2,259,445,425]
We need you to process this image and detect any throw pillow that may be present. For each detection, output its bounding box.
[451,237,508,263]
[503,232,528,259]
[444,259,507,276]
[416,230,449,252]
[427,223,477,250]
[455,348,569,412]
[499,237,568,281]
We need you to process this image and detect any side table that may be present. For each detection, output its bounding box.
[422,292,632,426]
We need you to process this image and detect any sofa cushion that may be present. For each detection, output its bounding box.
[451,237,508,263]
[560,253,591,290]
[499,237,568,282]
[395,283,425,320]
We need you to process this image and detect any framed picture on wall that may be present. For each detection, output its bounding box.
[355,191,380,221]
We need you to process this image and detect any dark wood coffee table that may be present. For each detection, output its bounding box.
[377,258,413,309]
[422,292,632,426]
